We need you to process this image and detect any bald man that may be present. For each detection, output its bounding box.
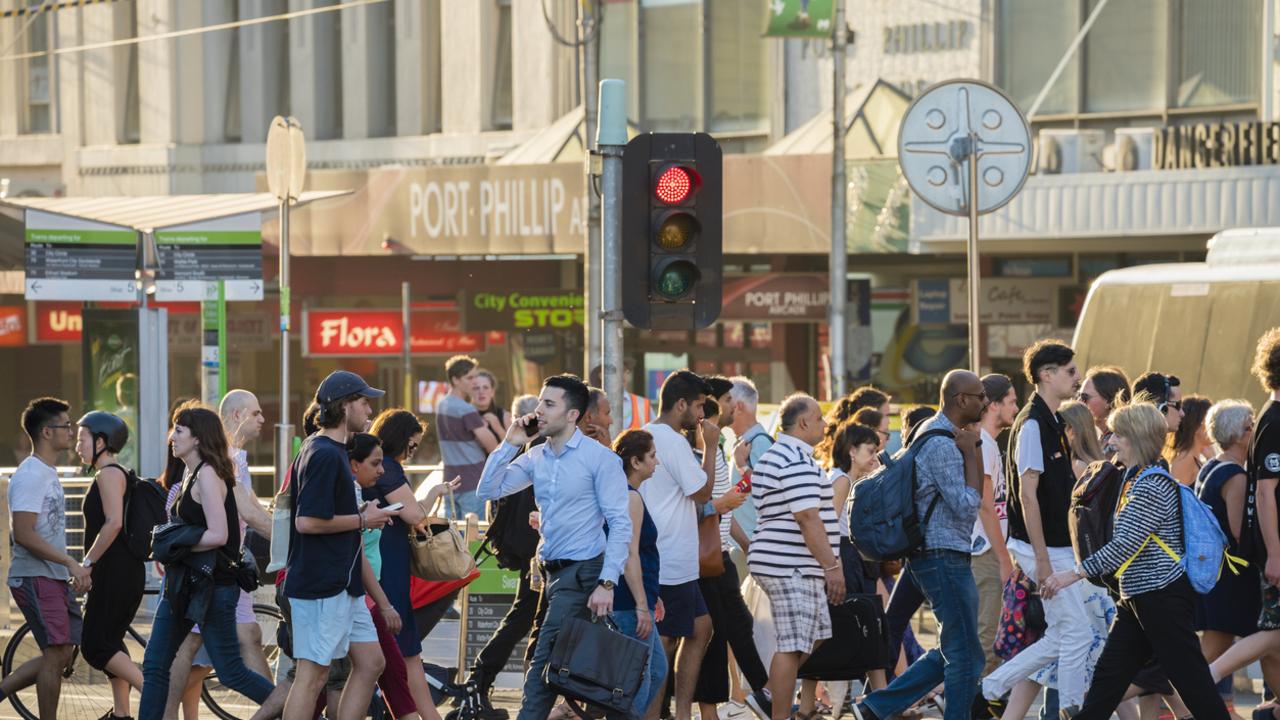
[165,390,279,718]
[853,370,987,720]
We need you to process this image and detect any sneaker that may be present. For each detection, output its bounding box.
[746,689,773,720]
[720,702,752,720]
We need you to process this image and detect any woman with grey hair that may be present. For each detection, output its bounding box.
[511,394,539,420]
[1195,399,1260,705]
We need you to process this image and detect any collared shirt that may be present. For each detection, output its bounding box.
[748,434,839,579]
[477,429,631,584]
[913,413,981,554]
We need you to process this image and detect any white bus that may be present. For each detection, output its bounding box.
[1073,228,1280,406]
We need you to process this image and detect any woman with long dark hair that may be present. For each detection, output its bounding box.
[137,403,278,720]
[75,411,144,720]
[369,409,457,720]
[1168,395,1213,486]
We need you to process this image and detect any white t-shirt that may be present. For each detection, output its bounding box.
[973,427,1008,555]
[639,423,707,585]
[7,456,69,581]
[1016,421,1044,477]
[829,468,852,539]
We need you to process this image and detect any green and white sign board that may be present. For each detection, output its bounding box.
[24,210,139,301]
[765,0,836,37]
[155,213,264,302]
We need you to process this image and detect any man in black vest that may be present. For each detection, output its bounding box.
[980,340,1088,718]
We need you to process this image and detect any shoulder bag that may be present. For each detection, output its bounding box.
[545,615,650,719]
[409,483,477,582]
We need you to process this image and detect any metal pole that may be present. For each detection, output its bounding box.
[217,280,227,399]
[275,200,294,490]
[582,2,602,378]
[402,281,412,407]
[967,138,982,372]
[828,0,848,400]
[598,79,627,440]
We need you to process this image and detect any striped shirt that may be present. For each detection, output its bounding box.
[436,394,488,492]
[748,434,840,579]
[1081,465,1184,598]
[698,445,734,551]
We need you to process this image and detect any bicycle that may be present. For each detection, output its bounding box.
[1,586,283,720]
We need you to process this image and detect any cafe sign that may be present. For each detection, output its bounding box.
[1153,121,1280,170]
[462,290,585,332]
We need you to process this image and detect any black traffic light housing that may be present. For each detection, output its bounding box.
[621,133,722,330]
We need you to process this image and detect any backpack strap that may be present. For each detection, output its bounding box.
[1115,466,1184,578]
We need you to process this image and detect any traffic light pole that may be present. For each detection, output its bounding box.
[598,79,627,440]
[828,0,848,399]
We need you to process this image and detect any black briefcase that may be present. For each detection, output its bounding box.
[798,593,891,681]
[545,615,650,718]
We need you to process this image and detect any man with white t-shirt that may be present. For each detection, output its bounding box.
[975,374,1017,676]
[641,370,718,720]
[982,341,1086,715]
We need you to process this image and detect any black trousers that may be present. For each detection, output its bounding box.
[1074,576,1229,720]
[885,568,925,668]
[693,551,770,703]
[473,564,542,684]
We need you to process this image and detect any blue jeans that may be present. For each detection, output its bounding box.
[138,582,274,720]
[450,490,488,521]
[862,550,984,720]
[611,609,667,719]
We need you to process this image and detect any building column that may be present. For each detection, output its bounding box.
[288,0,343,141]
[341,0,394,138]
[239,0,288,143]
[441,1,485,134]
[512,0,574,131]
[79,1,123,146]
[138,0,175,145]
[394,0,440,136]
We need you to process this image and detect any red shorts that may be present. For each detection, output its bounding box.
[10,576,83,649]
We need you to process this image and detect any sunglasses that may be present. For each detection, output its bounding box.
[1158,400,1182,414]
[1078,391,1093,404]
[407,441,420,454]
[45,423,74,431]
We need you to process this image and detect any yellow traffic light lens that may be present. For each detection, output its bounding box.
[656,213,698,250]
[656,261,698,300]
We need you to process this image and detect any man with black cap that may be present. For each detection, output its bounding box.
[282,371,400,720]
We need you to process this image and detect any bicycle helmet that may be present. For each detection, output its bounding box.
[77,411,129,461]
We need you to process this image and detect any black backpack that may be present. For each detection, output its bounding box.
[107,463,168,561]
[481,486,540,570]
[1067,459,1124,590]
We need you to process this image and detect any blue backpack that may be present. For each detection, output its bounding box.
[848,428,955,562]
[1115,466,1248,594]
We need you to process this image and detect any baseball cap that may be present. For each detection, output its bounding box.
[315,370,385,404]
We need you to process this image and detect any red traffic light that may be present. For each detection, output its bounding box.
[654,165,699,205]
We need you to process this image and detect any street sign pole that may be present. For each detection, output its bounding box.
[828,0,848,399]
[898,80,1031,374]
[598,79,626,440]
[267,116,306,490]
[402,281,412,407]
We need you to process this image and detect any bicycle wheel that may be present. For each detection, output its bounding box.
[201,603,284,720]
[2,623,146,720]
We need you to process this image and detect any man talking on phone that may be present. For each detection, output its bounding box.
[476,374,631,720]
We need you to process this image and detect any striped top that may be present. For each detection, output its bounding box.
[748,434,840,579]
[1081,465,1185,598]
[697,445,734,551]
[436,394,488,492]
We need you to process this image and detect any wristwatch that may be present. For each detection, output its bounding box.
[82,558,93,569]
[598,579,615,590]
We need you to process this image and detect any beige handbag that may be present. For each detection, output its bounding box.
[408,485,477,582]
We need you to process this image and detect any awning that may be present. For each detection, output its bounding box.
[496,106,642,165]
[0,191,350,232]
[766,79,912,158]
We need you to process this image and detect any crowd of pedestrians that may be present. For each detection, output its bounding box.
[10,329,1280,720]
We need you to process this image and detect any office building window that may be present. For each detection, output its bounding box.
[22,11,54,134]
[707,0,767,133]
[997,0,1078,115]
[641,0,702,132]
[1176,0,1260,107]
[1083,0,1166,112]
[490,0,513,130]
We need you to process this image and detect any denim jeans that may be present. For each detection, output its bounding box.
[611,609,667,720]
[138,582,275,720]
[862,550,984,720]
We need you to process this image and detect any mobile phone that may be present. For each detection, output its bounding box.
[523,416,540,434]
[735,471,752,494]
[382,502,405,512]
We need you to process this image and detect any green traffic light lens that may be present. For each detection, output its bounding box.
[656,261,699,300]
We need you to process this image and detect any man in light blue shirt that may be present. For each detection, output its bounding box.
[477,374,631,720]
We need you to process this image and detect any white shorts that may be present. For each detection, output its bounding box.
[289,592,378,665]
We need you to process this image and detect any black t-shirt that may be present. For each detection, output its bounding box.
[1253,399,1280,518]
[283,435,364,600]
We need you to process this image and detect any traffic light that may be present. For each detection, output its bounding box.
[621,133,722,330]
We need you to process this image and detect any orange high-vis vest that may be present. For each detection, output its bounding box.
[628,393,653,429]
